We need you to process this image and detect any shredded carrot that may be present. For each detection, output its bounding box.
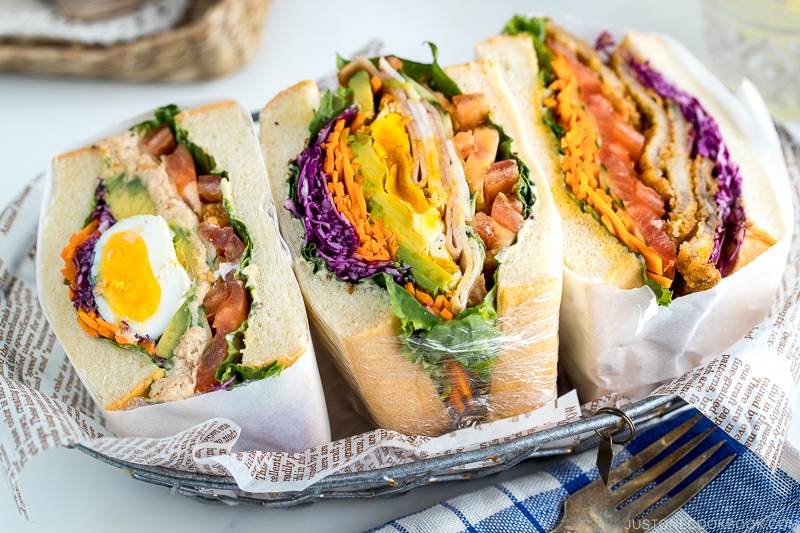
[139,338,156,356]
[546,53,672,283]
[77,316,99,338]
[370,74,382,94]
[349,111,366,132]
[405,284,455,321]
[415,290,434,307]
[322,118,398,263]
[61,219,100,284]
[445,360,473,414]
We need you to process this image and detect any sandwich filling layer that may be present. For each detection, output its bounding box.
[504,17,747,299]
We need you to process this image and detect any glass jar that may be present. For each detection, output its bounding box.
[702,0,800,122]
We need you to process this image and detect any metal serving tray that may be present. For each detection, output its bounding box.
[73,394,683,506]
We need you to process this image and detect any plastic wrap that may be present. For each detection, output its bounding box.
[35,101,331,452]
[260,53,563,437]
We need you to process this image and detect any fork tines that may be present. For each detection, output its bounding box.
[613,414,736,522]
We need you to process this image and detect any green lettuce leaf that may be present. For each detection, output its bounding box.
[396,42,462,101]
[644,272,673,307]
[375,273,503,385]
[492,119,537,218]
[308,86,353,143]
[131,104,181,136]
[502,15,554,86]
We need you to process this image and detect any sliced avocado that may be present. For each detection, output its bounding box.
[104,174,157,220]
[155,301,191,360]
[349,70,374,119]
[171,225,204,274]
[350,137,455,295]
[198,306,212,340]
[396,244,454,296]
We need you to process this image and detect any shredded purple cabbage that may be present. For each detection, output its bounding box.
[72,234,99,312]
[210,375,237,391]
[92,179,115,233]
[70,179,117,312]
[627,57,746,276]
[286,105,410,284]
[594,31,616,56]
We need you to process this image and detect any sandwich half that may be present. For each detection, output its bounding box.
[476,18,789,400]
[260,50,562,436]
[38,101,311,411]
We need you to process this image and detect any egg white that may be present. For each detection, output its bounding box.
[91,214,191,340]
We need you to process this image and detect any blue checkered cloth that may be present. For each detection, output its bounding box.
[366,409,800,532]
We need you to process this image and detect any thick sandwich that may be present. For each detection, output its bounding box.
[476,18,789,400]
[38,101,311,411]
[260,49,562,436]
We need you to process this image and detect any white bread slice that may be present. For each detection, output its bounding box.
[40,145,165,410]
[175,101,308,369]
[444,59,562,419]
[260,67,563,433]
[38,101,308,410]
[476,35,644,289]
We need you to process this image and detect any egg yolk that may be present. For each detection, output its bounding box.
[371,112,429,214]
[94,230,161,323]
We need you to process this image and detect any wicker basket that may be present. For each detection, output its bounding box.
[0,0,272,82]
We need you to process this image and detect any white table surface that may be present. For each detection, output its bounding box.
[2,1,798,531]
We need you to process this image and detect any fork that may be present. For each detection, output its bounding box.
[551,414,736,532]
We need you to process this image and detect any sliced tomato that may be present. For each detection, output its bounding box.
[612,118,645,161]
[199,223,245,262]
[491,192,524,234]
[585,94,644,161]
[464,126,500,209]
[597,146,675,266]
[548,39,603,97]
[452,93,489,131]
[598,147,665,217]
[198,174,223,202]
[165,144,201,213]
[195,333,228,392]
[196,276,250,392]
[453,131,476,161]
[210,278,249,333]
[472,211,516,253]
[483,159,520,211]
[143,124,177,158]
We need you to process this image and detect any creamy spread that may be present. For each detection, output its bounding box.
[149,326,209,401]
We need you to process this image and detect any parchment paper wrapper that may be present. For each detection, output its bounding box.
[1,35,799,522]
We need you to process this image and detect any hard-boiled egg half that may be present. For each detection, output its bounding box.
[91,214,191,339]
